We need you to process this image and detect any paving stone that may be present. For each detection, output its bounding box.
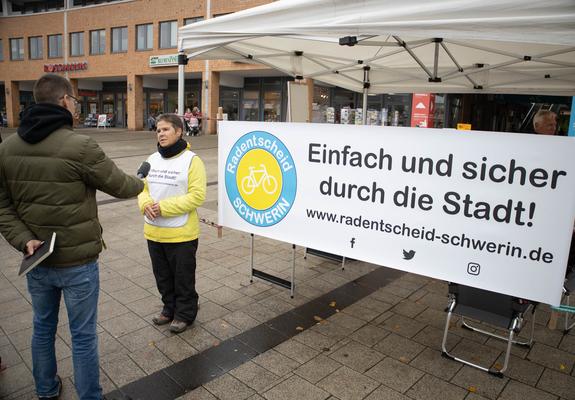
[125,295,164,318]
[196,301,232,324]
[451,365,509,399]
[275,338,320,364]
[373,332,425,363]
[527,342,575,373]
[155,335,198,362]
[560,334,575,354]
[349,324,390,347]
[97,299,130,321]
[230,361,281,392]
[100,352,146,387]
[202,318,242,340]
[293,329,339,351]
[412,325,460,352]
[327,312,367,331]
[410,347,463,380]
[263,374,331,400]
[390,300,427,319]
[414,307,449,330]
[413,291,448,311]
[204,373,255,400]
[97,331,126,357]
[364,385,410,400]
[294,355,342,384]
[108,285,151,304]
[117,325,166,352]
[449,338,502,369]
[492,353,544,386]
[379,313,426,338]
[178,386,218,400]
[537,368,575,400]
[317,366,379,400]
[241,302,279,322]
[310,320,357,342]
[365,357,424,393]
[222,310,260,332]
[179,325,220,352]
[353,297,393,313]
[329,340,384,373]
[100,312,148,338]
[407,373,467,400]
[252,349,301,377]
[1,310,34,334]
[203,286,245,305]
[0,363,34,398]
[128,344,172,374]
[0,344,23,368]
[499,380,557,400]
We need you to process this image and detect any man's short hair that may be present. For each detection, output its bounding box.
[156,113,184,133]
[33,74,74,105]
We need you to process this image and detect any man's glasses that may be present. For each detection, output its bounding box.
[63,94,81,112]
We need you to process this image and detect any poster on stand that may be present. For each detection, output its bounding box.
[218,121,575,305]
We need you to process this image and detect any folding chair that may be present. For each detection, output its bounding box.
[441,283,537,377]
[551,271,575,333]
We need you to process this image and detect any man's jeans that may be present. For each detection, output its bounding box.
[27,261,102,400]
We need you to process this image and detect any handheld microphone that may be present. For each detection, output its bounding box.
[137,162,151,179]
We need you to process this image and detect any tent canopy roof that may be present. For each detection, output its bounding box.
[179,0,575,95]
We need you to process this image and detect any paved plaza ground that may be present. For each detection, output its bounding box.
[1,128,575,400]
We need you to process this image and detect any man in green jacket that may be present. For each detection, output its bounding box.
[0,74,144,400]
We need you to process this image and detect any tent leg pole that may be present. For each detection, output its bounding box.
[177,50,185,118]
[362,66,370,125]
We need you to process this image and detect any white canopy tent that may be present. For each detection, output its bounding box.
[177,0,575,121]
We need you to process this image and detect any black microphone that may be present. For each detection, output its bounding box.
[137,162,151,179]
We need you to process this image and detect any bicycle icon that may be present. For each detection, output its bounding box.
[241,164,279,195]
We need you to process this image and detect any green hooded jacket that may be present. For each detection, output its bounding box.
[0,103,144,267]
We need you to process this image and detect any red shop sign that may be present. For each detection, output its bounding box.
[44,62,88,73]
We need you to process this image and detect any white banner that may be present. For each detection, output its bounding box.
[218,121,575,305]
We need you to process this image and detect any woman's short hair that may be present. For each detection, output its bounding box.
[156,113,184,133]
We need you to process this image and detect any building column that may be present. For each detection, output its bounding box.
[305,78,314,123]
[69,78,79,95]
[5,81,20,128]
[127,74,144,131]
[202,70,219,135]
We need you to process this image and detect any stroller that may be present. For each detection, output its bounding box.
[185,116,200,136]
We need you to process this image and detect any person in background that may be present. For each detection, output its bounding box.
[138,114,206,334]
[192,106,202,134]
[533,110,557,135]
[184,107,193,135]
[0,74,144,400]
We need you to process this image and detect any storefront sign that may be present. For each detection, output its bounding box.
[149,54,178,67]
[44,62,88,73]
[410,93,435,128]
[219,121,575,305]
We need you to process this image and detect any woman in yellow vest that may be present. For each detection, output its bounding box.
[138,114,206,333]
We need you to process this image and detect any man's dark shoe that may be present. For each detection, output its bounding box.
[169,319,189,333]
[152,313,172,326]
[39,375,62,399]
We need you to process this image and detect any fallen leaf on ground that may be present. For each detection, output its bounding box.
[468,386,477,393]
[329,301,337,307]
[296,326,304,331]
[314,316,323,322]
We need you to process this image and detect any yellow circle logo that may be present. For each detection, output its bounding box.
[236,149,282,210]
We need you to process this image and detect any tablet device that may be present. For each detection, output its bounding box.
[18,232,56,277]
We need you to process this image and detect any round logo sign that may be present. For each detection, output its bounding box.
[225,131,297,227]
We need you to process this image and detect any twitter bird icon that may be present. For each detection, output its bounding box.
[403,250,416,260]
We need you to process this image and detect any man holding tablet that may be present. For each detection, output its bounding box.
[0,74,143,400]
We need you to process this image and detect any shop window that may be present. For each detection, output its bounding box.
[29,36,43,60]
[73,0,123,6]
[136,24,153,51]
[0,40,3,61]
[48,34,62,58]
[434,94,446,128]
[242,90,260,121]
[184,17,204,25]
[148,92,165,117]
[70,32,84,56]
[111,27,128,53]
[11,0,64,14]
[263,89,281,122]
[220,87,239,121]
[159,21,177,49]
[90,29,105,55]
[10,38,24,61]
[382,94,411,127]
